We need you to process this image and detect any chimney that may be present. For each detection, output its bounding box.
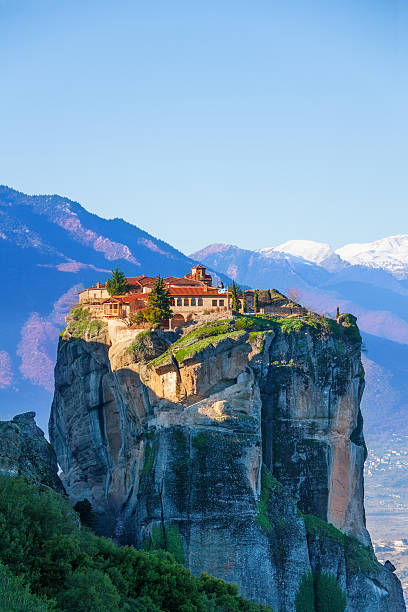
[96,282,100,288]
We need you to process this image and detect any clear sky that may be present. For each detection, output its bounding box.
[1,0,407,254]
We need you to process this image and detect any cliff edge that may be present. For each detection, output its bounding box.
[0,411,64,492]
[50,310,405,611]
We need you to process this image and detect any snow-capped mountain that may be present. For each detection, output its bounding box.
[259,240,345,272]
[336,235,408,279]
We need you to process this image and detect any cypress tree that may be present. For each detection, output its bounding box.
[242,291,247,313]
[231,281,239,312]
[254,289,259,313]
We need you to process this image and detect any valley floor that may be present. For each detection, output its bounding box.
[365,433,408,604]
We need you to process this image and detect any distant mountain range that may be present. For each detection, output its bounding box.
[191,241,408,441]
[0,186,228,431]
[2,185,408,514]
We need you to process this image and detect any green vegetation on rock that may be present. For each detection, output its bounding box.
[143,524,185,565]
[140,440,157,477]
[175,330,245,363]
[0,475,274,612]
[192,431,209,450]
[303,513,345,545]
[256,465,281,533]
[127,330,152,355]
[67,306,105,339]
[149,321,245,367]
[147,308,360,370]
[303,513,378,575]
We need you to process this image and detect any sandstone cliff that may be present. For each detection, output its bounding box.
[0,411,64,492]
[50,311,405,611]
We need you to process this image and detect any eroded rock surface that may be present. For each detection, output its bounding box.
[0,411,64,491]
[50,315,405,611]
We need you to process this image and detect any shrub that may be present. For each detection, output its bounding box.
[314,573,346,612]
[127,330,152,354]
[0,562,54,611]
[295,573,315,612]
[295,572,346,612]
[59,568,121,612]
[131,310,146,324]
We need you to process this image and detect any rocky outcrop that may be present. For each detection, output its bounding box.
[50,315,405,611]
[0,412,64,492]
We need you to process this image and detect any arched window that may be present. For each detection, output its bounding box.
[191,298,196,306]
[184,298,189,306]
[198,298,203,306]
[170,298,175,306]
[177,298,182,306]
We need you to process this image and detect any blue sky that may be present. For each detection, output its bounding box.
[1,0,407,254]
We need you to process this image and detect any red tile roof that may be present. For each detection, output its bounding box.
[168,287,228,296]
[120,294,148,303]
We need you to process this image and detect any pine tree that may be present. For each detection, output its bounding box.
[143,275,173,324]
[254,289,259,313]
[242,291,247,313]
[336,306,340,320]
[106,267,129,296]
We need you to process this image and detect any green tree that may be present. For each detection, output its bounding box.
[254,290,259,313]
[106,267,129,296]
[242,291,247,313]
[0,563,54,612]
[230,281,239,312]
[60,568,121,612]
[143,275,173,325]
[315,574,346,612]
[336,306,340,320]
[295,573,315,612]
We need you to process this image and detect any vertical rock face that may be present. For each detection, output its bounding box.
[0,411,64,492]
[50,316,405,611]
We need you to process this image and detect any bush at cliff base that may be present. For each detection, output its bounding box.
[295,572,346,612]
[0,475,273,612]
[314,574,346,612]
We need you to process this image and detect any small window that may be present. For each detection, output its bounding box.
[184,298,189,306]
[198,298,203,306]
[170,298,175,306]
[219,300,224,306]
[191,298,196,306]
[212,300,217,307]
[177,298,182,306]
